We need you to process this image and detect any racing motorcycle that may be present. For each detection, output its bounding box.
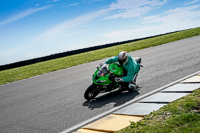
[84,57,142,101]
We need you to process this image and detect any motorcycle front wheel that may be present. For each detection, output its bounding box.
[84,84,99,101]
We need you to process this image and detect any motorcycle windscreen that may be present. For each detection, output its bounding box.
[97,65,110,77]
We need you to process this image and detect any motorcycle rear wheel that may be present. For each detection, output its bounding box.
[84,84,99,101]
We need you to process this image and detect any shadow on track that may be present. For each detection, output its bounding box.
[82,88,141,110]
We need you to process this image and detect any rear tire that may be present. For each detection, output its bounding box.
[84,84,99,101]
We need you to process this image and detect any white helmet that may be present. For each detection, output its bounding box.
[118,51,128,65]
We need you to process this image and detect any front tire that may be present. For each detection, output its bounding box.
[84,84,99,101]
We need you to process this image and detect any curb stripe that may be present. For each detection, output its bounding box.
[81,128,114,133]
[112,113,145,118]
[79,114,143,133]
[74,129,107,133]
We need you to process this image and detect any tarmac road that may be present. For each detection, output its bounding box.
[0,35,200,133]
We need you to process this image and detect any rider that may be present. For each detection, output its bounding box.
[105,51,141,90]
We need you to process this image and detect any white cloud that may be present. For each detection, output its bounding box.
[100,25,170,40]
[69,3,81,7]
[0,5,52,26]
[52,0,59,2]
[104,0,168,19]
[0,7,106,65]
[184,0,199,5]
[32,0,169,45]
[33,11,104,44]
[142,5,200,23]
[47,0,59,3]
[101,5,200,40]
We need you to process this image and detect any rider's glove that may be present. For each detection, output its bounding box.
[115,77,123,82]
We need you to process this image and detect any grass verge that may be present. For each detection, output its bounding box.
[116,89,200,133]
[1,27,200,85]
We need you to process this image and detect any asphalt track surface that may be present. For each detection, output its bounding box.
[0,36,200,133]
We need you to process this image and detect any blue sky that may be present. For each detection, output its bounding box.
[0,0,200,65]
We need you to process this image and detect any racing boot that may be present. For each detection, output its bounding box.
[128,74,138,91]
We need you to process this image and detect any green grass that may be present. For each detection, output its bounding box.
[1,27,200,85]
[116,89,200,133]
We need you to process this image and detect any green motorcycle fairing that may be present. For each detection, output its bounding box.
[92,63,124,86]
